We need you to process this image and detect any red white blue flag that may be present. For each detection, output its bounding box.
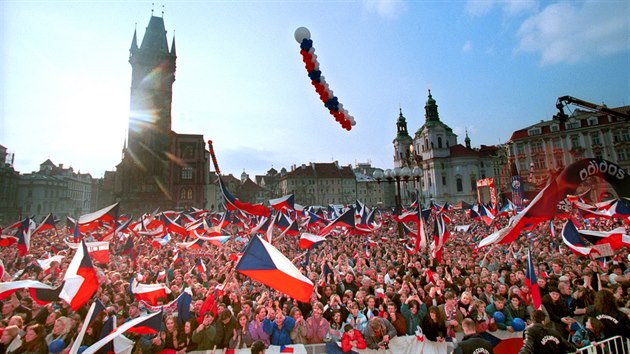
[236,235,313,302]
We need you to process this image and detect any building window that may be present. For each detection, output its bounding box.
[528,127,542,136]
[587,117,598,126]
[553,139,561,150]
[618,148,628,161]
[456,178,463,192]
[591,134,601,146]
[624,129,630,142]
[570,136,580,149]
[550,124,559,132]
[566,121,580,129]
[181,167,193,180]
[181,143,195,159]
[187,189,193,200]
[534,158,546,169]
[531,141,543,153]
[442,175,447,186]
[438,137,443,149]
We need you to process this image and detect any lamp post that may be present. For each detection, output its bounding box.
[412,166,423,205]
[373,167,411,239]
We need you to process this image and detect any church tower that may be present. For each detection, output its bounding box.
[115,14,177,212]
[393,108,413,168]
[414,90,458,161]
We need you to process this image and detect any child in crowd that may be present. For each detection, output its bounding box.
[341,323,366,354]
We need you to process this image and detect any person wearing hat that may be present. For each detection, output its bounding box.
[542,286,574,336]
[454,318,493,354]
[518,310,576,354]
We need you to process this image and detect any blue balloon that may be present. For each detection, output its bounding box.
[493,311,505,323]
[512,317,526,331]
[48,339,65,354]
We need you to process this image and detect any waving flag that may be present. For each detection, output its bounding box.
[60,241,98,310]
[176,238,205,250]
[276,213,300,236]
[16,218,31,256]
[0,280,62,304]
[299,233,326,249]
[219,178,270,217]
[78,202,119,224]
[317,207,355,237]
[37,255,64,274]
[525,249,542,310]
[121,236,137,264]
[195,259,207,274]
[65,241,110,264]
[269,194,295,211]
[578,227,629,250]
[151,233,172,248]
[236,235,313,302]
[33,213,57,235]
[68,299,106,354]
[81,310,163,354]
[130,278,171,305]
[159,214,188,236]
[561,220,596,256]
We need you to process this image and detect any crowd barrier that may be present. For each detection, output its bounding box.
[576,335,629,354]
[188,330,525,354]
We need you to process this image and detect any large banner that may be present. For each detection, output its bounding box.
[511,175,525,211]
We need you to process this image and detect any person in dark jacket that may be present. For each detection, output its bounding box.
[586,288,630,339]
[422,306,448,343]
[518,310,576,354]
[541,287,574,336]
[215,308,237,349]
[454,318,493,354]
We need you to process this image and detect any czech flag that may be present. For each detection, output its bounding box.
[317,207,356,237]
[0,280,62,304]
[33,213,57,235]
[525,248,542,310]
[80,310,163,354]
[299,233,326,249]
[561,220,596,256]
[59,240,99,310]
[130,278,171,306]
[235,235,313,302]
[269,194,295,211]
[195,259,207,274]
[219,178,270,217]
[16,218,31,256]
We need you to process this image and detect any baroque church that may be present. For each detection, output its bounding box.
[393,90,508,205]
[112,15,208,213]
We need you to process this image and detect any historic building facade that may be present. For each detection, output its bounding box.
[112,15,208,213]
[507,105,630,199]
[393,90,508,205]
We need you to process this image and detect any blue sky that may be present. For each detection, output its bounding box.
[1,0,628,179]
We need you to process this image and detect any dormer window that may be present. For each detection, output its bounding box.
[587,117,598,126]
[550,124,559,132]
[566,119,580,129]
[528,127,542,136]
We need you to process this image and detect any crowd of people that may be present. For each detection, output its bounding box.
[0,204,629,354]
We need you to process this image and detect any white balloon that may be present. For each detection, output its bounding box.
[351,120,356,126]
[294,27,311,43]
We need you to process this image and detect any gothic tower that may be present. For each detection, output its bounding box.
[115,15,177,212]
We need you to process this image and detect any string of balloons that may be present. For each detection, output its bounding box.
[294,27,356,131]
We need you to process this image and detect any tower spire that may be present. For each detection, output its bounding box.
[129,25,139,53]
[171,31,177,56]
[465,129,471,149]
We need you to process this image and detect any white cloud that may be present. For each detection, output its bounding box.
[462,40,473,53]
[362,0,407,19]
[466,0,536,17]
[516,0,630,65]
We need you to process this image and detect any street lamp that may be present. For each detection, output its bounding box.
[373,167,411,239]
[412,166,423,205]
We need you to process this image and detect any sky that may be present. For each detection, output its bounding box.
[1,0,628,180]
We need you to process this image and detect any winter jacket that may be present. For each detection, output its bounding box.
[263,316,296,346]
